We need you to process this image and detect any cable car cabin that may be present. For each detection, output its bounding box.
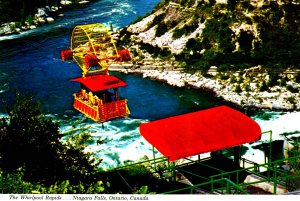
[71,74,130,123]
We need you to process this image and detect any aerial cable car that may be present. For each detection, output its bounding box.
[60,23,130,123]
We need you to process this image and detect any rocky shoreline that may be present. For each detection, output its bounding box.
[0,0,90,36]
[110,60,300,113]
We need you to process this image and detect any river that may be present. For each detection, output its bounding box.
[0,0,300,169]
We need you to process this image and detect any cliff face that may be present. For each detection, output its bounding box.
[117,0,299,71]
[112,0,300,111]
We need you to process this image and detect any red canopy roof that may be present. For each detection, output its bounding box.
[70,74,127,92]
[139,106,261,161]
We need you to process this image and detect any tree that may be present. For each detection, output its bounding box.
[228,0,237,11]
[0,0,62,23]
[0,93,100,185]
[238,31,254,54]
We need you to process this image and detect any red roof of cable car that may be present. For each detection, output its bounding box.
[70,74,127,92]
[139,106,261,161]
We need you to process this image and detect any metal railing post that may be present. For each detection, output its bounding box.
[273,162,277,194]
[152,146,157,172]
[226,180,230,194]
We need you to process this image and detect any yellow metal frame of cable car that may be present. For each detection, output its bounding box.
[70,23,119,76]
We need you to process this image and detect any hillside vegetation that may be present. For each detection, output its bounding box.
[117,0,300,73]
[0,0,60,23]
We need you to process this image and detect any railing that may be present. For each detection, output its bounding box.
[160,155,300,194]
[163,177,248,194]
[95,128,300,194]
[73,93,130,122]
[73,95,99,121]
[101,150,300,194]
[115,156,168,172]
[208,154,300,194]
[98,99,130,122]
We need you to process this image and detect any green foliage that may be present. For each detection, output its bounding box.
[172,19,199,39]
[178,16,236,72]
[242,83,250,92]
[118,0,300,73]
[238,30,254,54]
[201,48,218,66]
[26,15,34,26]
[0,168,43,194]
[229,76,236,84]
[172,27,187,39]
[152,12,166,26]
[172,0,299,71]
[278,78,287,87]
[193,59,211,74]
[155,23,168,37]
[218,63,233,72]
[234,84,242,93]
[139,42,171,59]
[286,85,299,93]
[245,1,300,68]
[186,38,202,50]
[133,186,153,194]
[126,165,150,177]
[116,28,132,47]
[267,74,280,87]
[295,74,300,83]
[0,93,100,186]
[227,0,237,11]
[158,47,172,59]
[259,80,268,92]
[0,0,60,23]
[0,168,107,194]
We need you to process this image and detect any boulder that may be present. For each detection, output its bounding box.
[37,17,46,24]
[30,25,37,29]
[46,17,55,23]
[15,28,21,33]
[36,8,48,18]
[0,22,16,35]
[51,6,59,12]
[79,0,90,4]
[61,0,72,5]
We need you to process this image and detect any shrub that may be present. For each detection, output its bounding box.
[259,80,268,92]
[26,15,34,26]
[152,12,166,26]
[218,63,233,72]
[155,23,168,37]
[242,83,250,92]
[229,76,236,84]
[286,85,299,93]
[172,27,187,39]
[294,74,300,83]
[0,168,107,194]
[0,93,100,185]
[158,47,172,59]
[234,84,242,93]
